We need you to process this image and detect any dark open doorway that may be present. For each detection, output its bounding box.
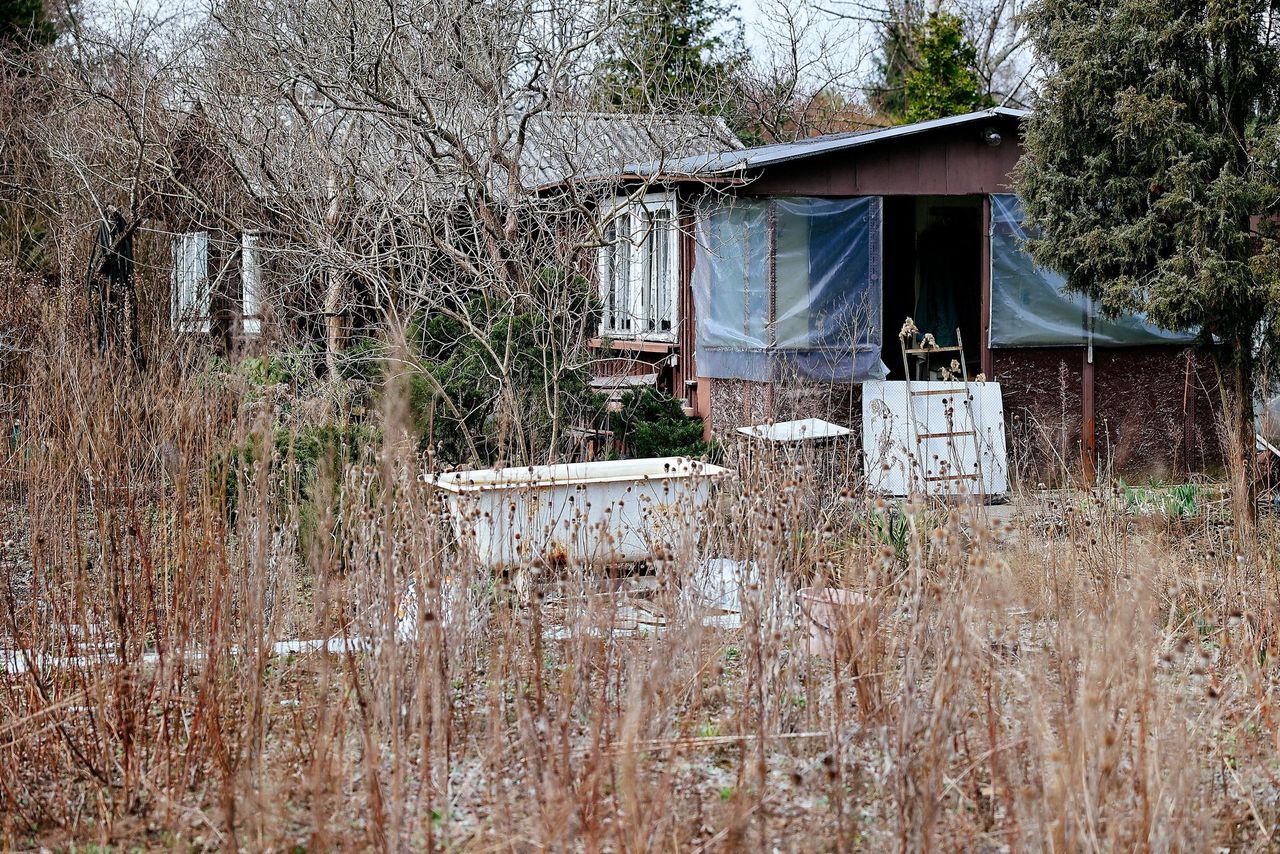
[880,195,983,379]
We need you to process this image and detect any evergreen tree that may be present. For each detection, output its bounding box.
[1015,0,1280,529]
[870,8,990,123]
[902,12,989,121]
[601,0,747,117]
[869,17,916,119]
[0,0,55,46]
[0,1,62,276]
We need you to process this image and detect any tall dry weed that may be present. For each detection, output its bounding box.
[2,318,1280,850]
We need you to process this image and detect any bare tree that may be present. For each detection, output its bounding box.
[822,0,1036,110]
[0,2,203,358]
[2,0,735,464]
[736,0,882,142]
[182,0,730,464]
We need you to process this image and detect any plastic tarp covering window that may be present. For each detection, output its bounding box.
[694,196,884,382]
[695,198,771,380]
[989,193,1196,347]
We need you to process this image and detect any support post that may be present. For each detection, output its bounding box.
[980,195,992,379]
[1082,348,1096,485]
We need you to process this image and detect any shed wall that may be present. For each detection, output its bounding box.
[706,345,1224,485]
[683,114,1226,481]
[986,345,1222,482]
[736,118,1023,198]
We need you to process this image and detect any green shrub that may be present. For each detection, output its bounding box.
[216,422,380,551]
[334,337,387,388]
[609,387,709,459]
[406,269,604,465]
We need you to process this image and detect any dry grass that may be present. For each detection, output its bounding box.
[3,329,1280,852]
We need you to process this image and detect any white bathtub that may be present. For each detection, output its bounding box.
[424,457,729,569]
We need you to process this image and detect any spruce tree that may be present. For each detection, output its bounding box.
[1016,0,1280,529]
[871,9,990,123]
[902,12,990,122]
[0,0,55,46]
[601,0,747,117]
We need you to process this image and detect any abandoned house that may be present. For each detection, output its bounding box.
[594,107,1218,478]
[160,110,741,353]
[157,103,1219,478]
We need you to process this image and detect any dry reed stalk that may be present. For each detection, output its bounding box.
[1,307,1279,850]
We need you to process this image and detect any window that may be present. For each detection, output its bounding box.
[241,232,262,335]
[693,196,884,383]
[171,231,209,333]
[988,194,1196,347]
[597,193,678,338]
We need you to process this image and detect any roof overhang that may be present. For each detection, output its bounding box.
[627,107,1029,180]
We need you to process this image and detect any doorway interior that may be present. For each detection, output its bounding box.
[880,195,983,380]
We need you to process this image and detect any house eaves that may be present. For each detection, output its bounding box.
[629,107,1029,179]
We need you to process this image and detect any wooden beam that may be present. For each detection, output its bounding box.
[1082,349,1096,484]
[697,376,712,440]
[909,388,969,397]
[587,338,677,354]
[979,194,992,378]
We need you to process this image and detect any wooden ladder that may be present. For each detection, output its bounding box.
[898,328,987,496]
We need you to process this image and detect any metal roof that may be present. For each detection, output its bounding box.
[631,107,1029,178]
[201,101,743,203]
[518,112,742,188]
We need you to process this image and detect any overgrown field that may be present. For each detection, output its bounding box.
[4,339,1280,852]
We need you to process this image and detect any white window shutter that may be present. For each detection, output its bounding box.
[641,209,656,332]
[598,220,615,333]
[172,231,209,333]
[660,205,678,332]
[241,232,262,335]
[616,211,632,332]
[170,237,181,328]
[628,211,645,332]
[192,232,209,332]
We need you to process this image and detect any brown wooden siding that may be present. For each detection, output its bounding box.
[736,117,1023,198]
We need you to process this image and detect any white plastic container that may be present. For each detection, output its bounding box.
[424,457,729,569]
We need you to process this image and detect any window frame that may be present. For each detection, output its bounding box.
[240,231,263,336]
[596,192,679,341]
[171,231,210,334]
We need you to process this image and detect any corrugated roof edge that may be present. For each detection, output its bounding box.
[628,107,1029,178]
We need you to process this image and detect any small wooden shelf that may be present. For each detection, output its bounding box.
[916,430,976,440]
[909,388,967,397]
[588,337,677,354]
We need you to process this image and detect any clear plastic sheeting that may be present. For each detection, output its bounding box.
[694,196,884,382]
[989,194,1196,347]
[695,198,771,380]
